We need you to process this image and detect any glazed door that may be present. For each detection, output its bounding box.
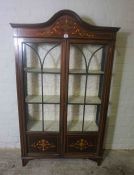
[64,40,107,155]
[19,38,65,154]
[18,38,109,156]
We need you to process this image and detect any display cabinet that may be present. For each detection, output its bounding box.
[10,10,119,166]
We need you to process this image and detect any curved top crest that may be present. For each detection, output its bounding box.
[10,9,120,39]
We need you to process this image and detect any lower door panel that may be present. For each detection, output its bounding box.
[66,133,98,154]
[26,132,98,157]
[27,133,59,154]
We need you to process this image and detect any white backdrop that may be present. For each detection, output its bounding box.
[0,0,134,149]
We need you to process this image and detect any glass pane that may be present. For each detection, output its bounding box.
[43,74,60,96]
[69,44,103,72]
[44,104,60,132]
[27,104,42,131]
[67,105,98,132]
[25,43,61,70]
[84,105,98,131]
[67,44,103,132]
[23,42,61,132]
[68,75,100,97]
[27,73,42,96]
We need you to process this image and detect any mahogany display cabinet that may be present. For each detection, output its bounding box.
[10,10,120,166]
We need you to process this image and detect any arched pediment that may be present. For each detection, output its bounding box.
[10,10,120,39]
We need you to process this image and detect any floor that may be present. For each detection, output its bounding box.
[0,149,134,175]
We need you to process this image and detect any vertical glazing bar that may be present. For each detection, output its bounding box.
[41,64,45,131]
[82,74,88,132]
[96,47,105,125]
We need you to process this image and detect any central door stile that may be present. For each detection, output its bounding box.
[59,39,68,155]
[60,39,70,155]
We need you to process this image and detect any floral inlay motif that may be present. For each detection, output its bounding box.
[31,139,55,151]
[69,138,94,151]
[37,16,95,38]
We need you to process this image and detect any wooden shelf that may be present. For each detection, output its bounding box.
[24,67,104,75]
[24,67,61,74]
[68,96,101,105]
[69,69,104,75]
[28,120,59,131]
[25,95,60,104]
[68,120,98,131]
[27,119,98,132]
[25,95,101,105]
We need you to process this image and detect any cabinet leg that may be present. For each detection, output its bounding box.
[22,159,29,166]
[97,159,102,166]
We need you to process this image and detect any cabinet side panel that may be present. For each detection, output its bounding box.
[97,41,116,156]
[14,37,27,156]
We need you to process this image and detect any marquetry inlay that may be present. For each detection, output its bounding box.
[31,139,56,151]
[69,138,94,151]
[37,16,95,38]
